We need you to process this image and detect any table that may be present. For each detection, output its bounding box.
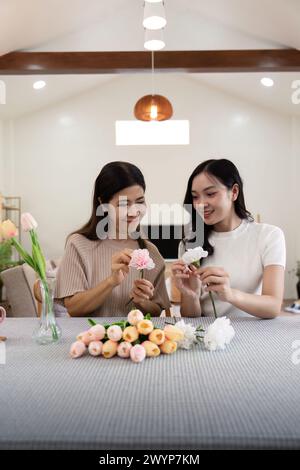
[1,316,300,450]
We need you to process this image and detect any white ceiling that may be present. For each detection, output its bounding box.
[0,0,298,55]
[0,0,299,119]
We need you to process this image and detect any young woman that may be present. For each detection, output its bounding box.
[171,159,286,319]
[54,161,170,317]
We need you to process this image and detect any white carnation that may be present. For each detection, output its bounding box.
[181,246,208,265]
[204,317,235,351]
[174,320,198,350]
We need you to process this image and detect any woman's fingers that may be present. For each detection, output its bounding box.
[198,266,227,277]
[171,263,191,275]
[134,280,154,296]
[134,278,153,288]
[175,273,190,279]
[113,263,129,273]
[202,275,226,285]
[132,287,150,300]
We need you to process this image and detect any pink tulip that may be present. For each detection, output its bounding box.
[130,344,146,363]
[89,324,105,341]
[76,331,92,345]
[117,341,132,358]
[107,325,123,342]
[70,341,86,358]
[127,309,144,326]
[129,249,155,271]
[21,213,38,232]
[88,341,103,357]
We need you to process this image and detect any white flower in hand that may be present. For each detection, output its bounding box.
[181,246,208,267]
[204,317,235,351]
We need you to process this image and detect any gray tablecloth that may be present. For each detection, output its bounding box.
[0,316,300,450]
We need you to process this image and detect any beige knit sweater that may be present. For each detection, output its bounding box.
[54,234,170,317]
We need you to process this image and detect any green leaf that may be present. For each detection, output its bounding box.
[88,319,97,327]
[31,230,46,273]
[144,313,152,321]
[11,238,36,270]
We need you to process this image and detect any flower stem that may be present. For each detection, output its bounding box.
[209,291,217,319]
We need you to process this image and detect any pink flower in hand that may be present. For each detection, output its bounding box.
[130,344,146,363]
[129,249,155,271]
[70,341,86,358]
[117,341,132,358]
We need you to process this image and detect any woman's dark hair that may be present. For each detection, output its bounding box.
[183,158,253,256]
[68,161,147,247]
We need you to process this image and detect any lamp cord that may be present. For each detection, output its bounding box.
[151,51,155,97]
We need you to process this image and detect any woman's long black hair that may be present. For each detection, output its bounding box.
[68,161,147,248]
[183,159,253,256]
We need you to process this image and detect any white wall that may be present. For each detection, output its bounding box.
[2,74,299,297]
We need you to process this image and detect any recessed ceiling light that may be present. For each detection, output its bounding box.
[261,77,274,87]
[33,80,46,90]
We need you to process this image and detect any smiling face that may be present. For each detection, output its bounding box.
[108,185,146,237]
[191,172,239,226]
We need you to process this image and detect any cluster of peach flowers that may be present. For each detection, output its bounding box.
[69,309,185,363]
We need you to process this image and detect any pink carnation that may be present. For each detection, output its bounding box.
[129,249,155,271]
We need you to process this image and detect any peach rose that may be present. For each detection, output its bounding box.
[127,309,144,326]
[88,341,103,357]
[130,344,146,363]
[102,340,118,358]
[123,326,139,343]
[117,341,132,358]
[142,341,160,357]
[70,341,86,358]
[137,319,154,335]
[0,220,18,240]
[164,325,184,342]
[160,340,178,354]
[107,325,123,342]
[89,324,106,341]
[149,329,165,345]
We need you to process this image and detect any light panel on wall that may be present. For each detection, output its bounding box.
[115,120,189,146]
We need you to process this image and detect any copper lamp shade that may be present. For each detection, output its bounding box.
[134,94,173,121]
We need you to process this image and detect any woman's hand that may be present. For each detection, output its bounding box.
[130,279,154,305]
[110,249,133,287]
[171,260,202,299]
[197,266,233,302]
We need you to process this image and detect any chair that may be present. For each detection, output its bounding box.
[1,264,38,317]
[1,259,63,317]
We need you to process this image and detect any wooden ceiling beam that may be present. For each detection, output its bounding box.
[0,50,299,75]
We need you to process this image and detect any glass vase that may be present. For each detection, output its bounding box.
[32,277,62,345]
